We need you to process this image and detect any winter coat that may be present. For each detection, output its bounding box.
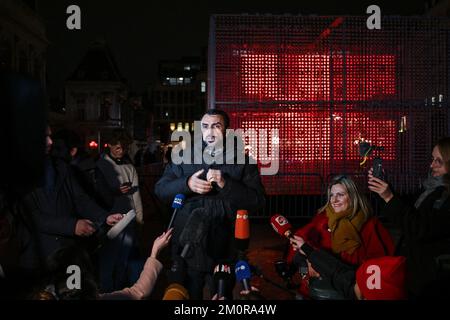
[287,211,395,266]
[155,146,266,272]
[382,186,450,298]
[95,153,143,224]
[20,158,108,271]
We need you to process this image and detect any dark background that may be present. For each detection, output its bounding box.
[37,0,425,97]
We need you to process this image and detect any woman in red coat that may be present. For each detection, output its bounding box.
[286,175,395,298]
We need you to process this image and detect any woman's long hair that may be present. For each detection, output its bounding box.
[319,175,372,219]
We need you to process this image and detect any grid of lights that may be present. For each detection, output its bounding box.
[213,15,450,196]
[239,53,395,101]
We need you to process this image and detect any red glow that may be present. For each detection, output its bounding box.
[240,53,396,101]
[239,111,396,162]
[89,141,98,149]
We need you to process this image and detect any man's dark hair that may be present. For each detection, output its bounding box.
[204,109,230,129]
[105,129,132,146]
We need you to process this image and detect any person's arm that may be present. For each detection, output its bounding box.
[68,169,109,225]
[29,204,78,236]
[154,163,192,205]
[218,162,266,213]
[99,230,172,300]
[382,194,450,240]
[99,256,163,300]
[291,235,357,299]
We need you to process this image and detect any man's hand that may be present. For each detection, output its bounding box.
[150,228,173,259]
[206,169,225,188]
[368,167,394,203]
[106,213,124,226]
[75,219,96,237]
[188,169,213,194]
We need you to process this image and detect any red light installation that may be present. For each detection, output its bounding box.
[240,53,395,101]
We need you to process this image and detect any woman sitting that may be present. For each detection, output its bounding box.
[286,175,395,298]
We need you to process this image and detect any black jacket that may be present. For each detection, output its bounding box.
[155,146,266,272]
[20,158,108,271]
[382,186,450,298]
[301,244,357,299]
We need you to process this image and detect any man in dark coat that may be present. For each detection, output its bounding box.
[20,126,123,273]
[155,109,266,299]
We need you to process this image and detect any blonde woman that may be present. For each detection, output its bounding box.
[286,175,395,298]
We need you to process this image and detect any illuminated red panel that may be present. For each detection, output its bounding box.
[238,111,396,161]
[240,53,396,101]
[332,54,396,100]
[241,53,277,99]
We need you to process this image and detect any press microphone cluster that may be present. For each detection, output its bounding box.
[167,193,185,231]
[270,214,294,239]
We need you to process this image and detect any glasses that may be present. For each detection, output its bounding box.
[431,157,444,167]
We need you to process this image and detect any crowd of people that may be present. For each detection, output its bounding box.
[1,71,450,300]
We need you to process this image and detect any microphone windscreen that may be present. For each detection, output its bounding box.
[172,194,185,209]
[270,214,292,238]
[235,210,250,240]
[179,208,208,246]
[235,260,252,282]
[106,210,136,240]
[162,283,190,300]
[213,264,233,298]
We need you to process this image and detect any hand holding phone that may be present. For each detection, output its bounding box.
[373,157,383,179]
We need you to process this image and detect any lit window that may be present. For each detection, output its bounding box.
[201,81,206,93]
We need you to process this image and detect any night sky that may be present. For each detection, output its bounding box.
[37,0,424,98]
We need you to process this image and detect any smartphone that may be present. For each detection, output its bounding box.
[373,157,383,179]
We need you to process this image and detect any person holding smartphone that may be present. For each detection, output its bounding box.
[95,129,144,292]
[368,137,450,299]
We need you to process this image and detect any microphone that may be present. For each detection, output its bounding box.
[167,194,185,231]
[235,210,250,258]
[270,214,293,239]
[106,209,136,240]
[235,260,252,292]
[213,264,233,299]
[178,208,208,258]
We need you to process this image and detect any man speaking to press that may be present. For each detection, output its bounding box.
[155,109,266,299]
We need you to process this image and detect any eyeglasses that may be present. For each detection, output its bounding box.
[431,157,444,167]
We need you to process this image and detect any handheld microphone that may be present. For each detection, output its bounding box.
[106,209,136,240]
[167,194,185,231]
[178,208,208,258]
[213,264,232,299]
[235,260,252,292]
[235,210,250,257]
[270,214,293,239]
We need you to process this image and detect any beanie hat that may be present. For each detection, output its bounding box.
[356,256,407,300]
